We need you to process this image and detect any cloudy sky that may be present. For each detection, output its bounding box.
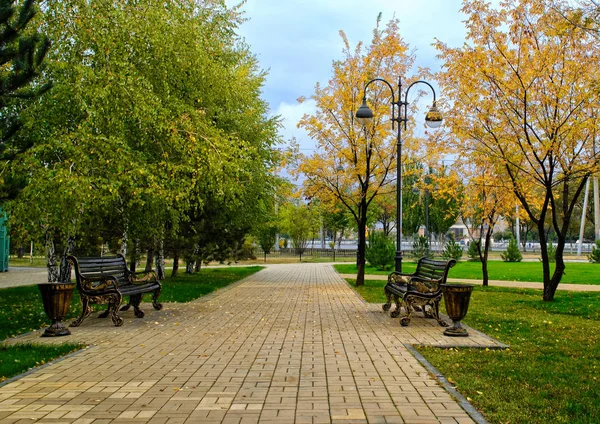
[226,0,491,153]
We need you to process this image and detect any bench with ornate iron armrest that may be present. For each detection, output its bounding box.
[68,254,162,327]
[382,257,456,327]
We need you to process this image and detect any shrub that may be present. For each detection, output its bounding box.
[442,234,463,261]
[412,236,432,260]
[365,231,395,270]
[588,240,600,263]
[467,239,481,262]
[501,236,523,262]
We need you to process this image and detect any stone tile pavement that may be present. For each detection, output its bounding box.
[0,263,503,423]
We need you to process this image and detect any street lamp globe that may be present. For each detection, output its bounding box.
[355,100,374,126]
[425,101,443,129]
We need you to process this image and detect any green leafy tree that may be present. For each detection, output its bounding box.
[501,237,523,262]
[280,201,313,262]
[467,240,481,262]
[442,233,463,261]
[365,231,395,270]
[412,236,432,260]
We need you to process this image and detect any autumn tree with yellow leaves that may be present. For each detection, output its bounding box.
[294,17,423,286]
[435,0,600,300]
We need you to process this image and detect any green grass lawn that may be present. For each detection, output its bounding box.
[335,261,600,284]
[349,278,600,423]
[0,266,262,382]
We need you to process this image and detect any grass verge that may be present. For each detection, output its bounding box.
[0,266,263,382]
[335,261,600,284]
[348,278,600,423]
[0,343,84,383]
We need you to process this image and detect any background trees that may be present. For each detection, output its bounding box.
[436,0,600,300]
[7,0,279,280]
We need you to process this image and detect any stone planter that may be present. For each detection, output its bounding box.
[37,282,75,337]
[441,283,474,337]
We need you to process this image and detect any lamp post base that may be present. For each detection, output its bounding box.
[395,252,403,273]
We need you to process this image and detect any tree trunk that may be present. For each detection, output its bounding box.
[145,248,154,272]
[155,240,166,280]
[195,258,201,272]
[59,237,75,283]
[171,251,179,278]
[537,223,553,301]
[264,252,267,262]
[481,227,493,287]
[129,240,137,273]
[45,233,59,283]
[355,209,367,287]
[185,261,194,274]
[546,233,566,301]
[17,247,24,259]
[120,230,128,256]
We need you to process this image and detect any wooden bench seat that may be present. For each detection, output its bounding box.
[68,254,162,327]
[383,257,456,326]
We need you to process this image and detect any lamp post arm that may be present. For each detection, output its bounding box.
[400,80,438,130]
[362,77,398,129]
[402,80,438,103]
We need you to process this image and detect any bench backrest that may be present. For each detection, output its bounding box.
[68,254,129,284]
[414,257,457,283]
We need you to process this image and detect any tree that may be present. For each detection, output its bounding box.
[0,0,51,171]
[253,199,279,262]
[457,162,513,286]
[279,200,314,262]
[427,167,460,244]
[442,233,464,261]
[371,191,396,237]
[435,0,600,300]
[365,231,395,270]
[296,17,421,286]
[322,201,351,251]
[502,236,523,262]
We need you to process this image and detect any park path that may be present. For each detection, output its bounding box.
[0,263,506,423]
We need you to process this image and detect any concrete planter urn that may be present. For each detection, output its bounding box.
[37,282,75,337]
[440,283,474,337]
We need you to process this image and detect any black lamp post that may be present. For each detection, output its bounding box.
[356,76,442,272]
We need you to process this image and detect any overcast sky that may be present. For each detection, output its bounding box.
[226,0,492,153]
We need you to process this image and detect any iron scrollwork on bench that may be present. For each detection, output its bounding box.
[383,257,456,327]
[68,254,162,327]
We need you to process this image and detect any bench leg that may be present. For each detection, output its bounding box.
[152,288,163,310]
[382,286,393,312]
[109,293,124,327]
[400,297,414,326]
[131,294,144,318]
[390,294,402,318]
[97,309,110,319]
[432,299,449,327]
[120,302,132,312]
[70,296,92,327]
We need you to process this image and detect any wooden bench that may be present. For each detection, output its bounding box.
[382,257,456,327]
[68,254,162,327]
